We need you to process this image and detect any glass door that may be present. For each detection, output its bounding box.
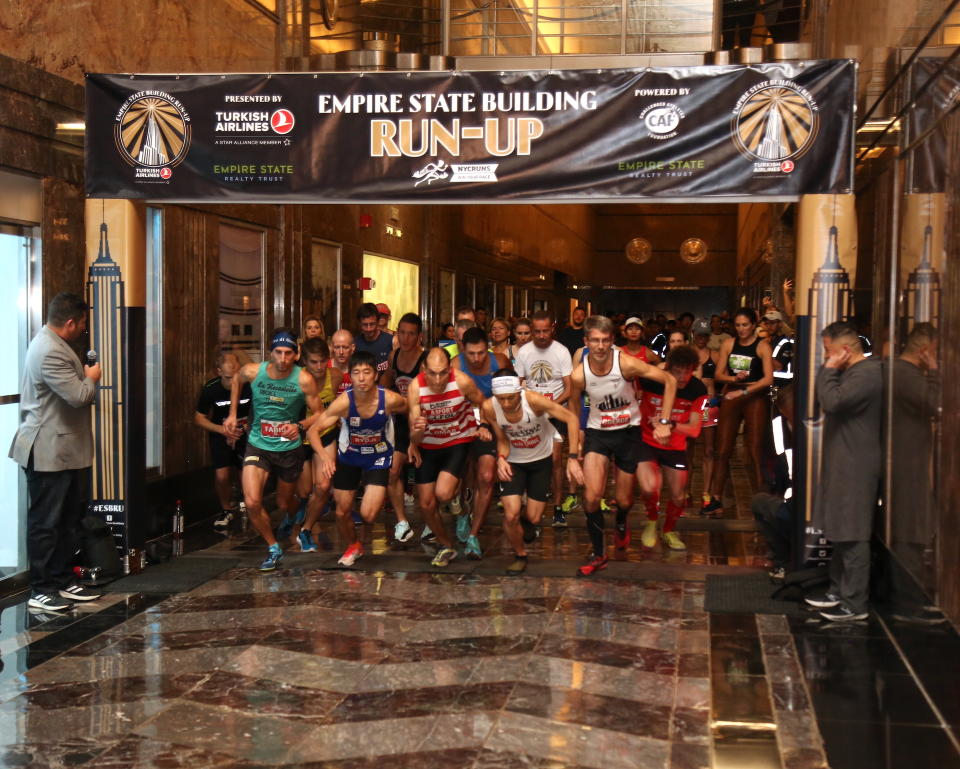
[0,223,41,577]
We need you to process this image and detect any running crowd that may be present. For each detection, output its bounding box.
[196,297,797,577]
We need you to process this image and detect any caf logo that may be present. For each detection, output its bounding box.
[640,102,685,141]
[732,81,818,162]
[114,91,191,168]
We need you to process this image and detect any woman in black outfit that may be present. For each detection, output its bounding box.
[705,308,773,515]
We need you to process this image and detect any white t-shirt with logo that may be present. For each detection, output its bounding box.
[514,340,573,402]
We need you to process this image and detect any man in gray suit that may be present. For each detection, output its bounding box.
[10,293,102,611]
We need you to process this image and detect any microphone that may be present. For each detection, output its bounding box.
[86,350,98,366]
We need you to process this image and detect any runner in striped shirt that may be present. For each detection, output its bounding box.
[406,347,488,567]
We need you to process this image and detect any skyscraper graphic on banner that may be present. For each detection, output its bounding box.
[87,222,128,552]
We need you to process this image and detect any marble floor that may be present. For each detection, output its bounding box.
[0,449,956,769]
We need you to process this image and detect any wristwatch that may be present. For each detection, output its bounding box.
[657,418,671,425]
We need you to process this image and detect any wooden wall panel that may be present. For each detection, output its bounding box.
[161,207,214,478]
[41,177,85,309]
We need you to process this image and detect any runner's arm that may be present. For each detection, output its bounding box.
[567,364,585,423]
[385,390,408,415]
[527,390,581,457]
[483,400,514,482]
[712,338,736,385]
[407,379,426,444]
[224,363,257,435]
[622,356,676,443]
[458,374,492,441]
[306,393,348,446]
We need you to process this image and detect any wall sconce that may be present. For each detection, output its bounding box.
[625,237,652,264]
[680,237,707,264]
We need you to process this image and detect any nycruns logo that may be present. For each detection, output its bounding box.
[270,109,295,135]
[732,80,818,164]
[114,91,191,175]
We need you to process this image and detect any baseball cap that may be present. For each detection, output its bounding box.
[624,316,644,328]
[376,303,391,316]
[762,310,783,322]
[692,319,711,336]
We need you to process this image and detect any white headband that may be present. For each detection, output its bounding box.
[491,375,521,395]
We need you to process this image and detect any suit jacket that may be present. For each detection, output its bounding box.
[9,326,96,471]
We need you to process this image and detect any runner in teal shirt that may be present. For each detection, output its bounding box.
[225,329,319,572]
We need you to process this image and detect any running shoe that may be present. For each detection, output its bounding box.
[259,547,283,572]
[297,530,318,553]
[403,492,416,507]
[294,499,307,526]
[351,509,363,525]
[804,592,841,609]
[431,547,458,567]
[662,531,686,551]
[463,487,474,510]
[641,520,658,549]
[819,606,868,622]
[213,509,234,533]
[521,517,540,544]
[600,498,617,513]
[560,494,579,513]
[394,520,414,543]
[59,583,101,602]
[448,495,463,516]
[456,512,472,543]
[768,566,786,581]
[465,535,483,559]
[701,497,723,517]
[27,593,70,612]
[614,526,631,550]
[576,554,608,577]
[338,541,364,567]
[552,507,567,529]
[506,556,528,575]
[276,516,294,541]
[420,531,439,556]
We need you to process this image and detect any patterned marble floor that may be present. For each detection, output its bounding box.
[0,566,828,769]
[0,442,834,769]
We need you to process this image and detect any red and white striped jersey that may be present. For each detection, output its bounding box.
[416,370,477,449]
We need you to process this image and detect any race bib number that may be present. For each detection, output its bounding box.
[600,411,630,429]
[260,420,291,441]
[374,441,388,454]
[728,354,753,373]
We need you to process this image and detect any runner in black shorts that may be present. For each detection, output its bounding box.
[407,348,488,567]
[291,337,343,553]
[484,369,583,575]
[381,313,427,544]
[307,351,407,567]
[568,315,676,576]
[194,352,251,532]
[224,330,321,572]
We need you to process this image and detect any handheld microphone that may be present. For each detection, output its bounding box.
[86,350,98,366]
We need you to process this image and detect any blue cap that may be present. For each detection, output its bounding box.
[271,331,298,351]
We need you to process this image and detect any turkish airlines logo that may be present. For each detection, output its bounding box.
[270,109,295,135]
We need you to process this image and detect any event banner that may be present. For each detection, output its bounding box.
[86,61,855,202]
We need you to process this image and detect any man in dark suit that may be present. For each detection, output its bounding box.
[9,293,102,611]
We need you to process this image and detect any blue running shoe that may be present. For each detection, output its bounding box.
[456,512,472,543]
[259,545,283,572]
[298,531,317,553]
[465,535,482,560]
[294,499,307,526]
[276,516,294,541]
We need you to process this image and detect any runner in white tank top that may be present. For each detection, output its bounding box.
[567,316,678,577]
[482,369,584,575]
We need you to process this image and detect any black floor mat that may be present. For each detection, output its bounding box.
[704,572,807,616]
[102,556,241,594]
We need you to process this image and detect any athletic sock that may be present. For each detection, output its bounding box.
[268,542,282,555]
[585,510,605,557]
[644,494,660,522]
[615,505,629,528]
[664,501,684,533]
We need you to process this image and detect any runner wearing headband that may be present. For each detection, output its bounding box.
[306,350,407,567]
[225,329,321,572]
[483,369,584,575]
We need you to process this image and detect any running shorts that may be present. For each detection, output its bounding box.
[583,426,642,474]
[500,456,553,502]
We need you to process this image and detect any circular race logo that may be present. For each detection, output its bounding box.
[270,109,295,135]
[159,167,172,179]
[114,92,190,168]
[640,102,685,141]
[733,82,818,162]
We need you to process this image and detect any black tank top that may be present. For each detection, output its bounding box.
[391,349,427,397]
[701,356,716,380]
[727,337,764,383]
